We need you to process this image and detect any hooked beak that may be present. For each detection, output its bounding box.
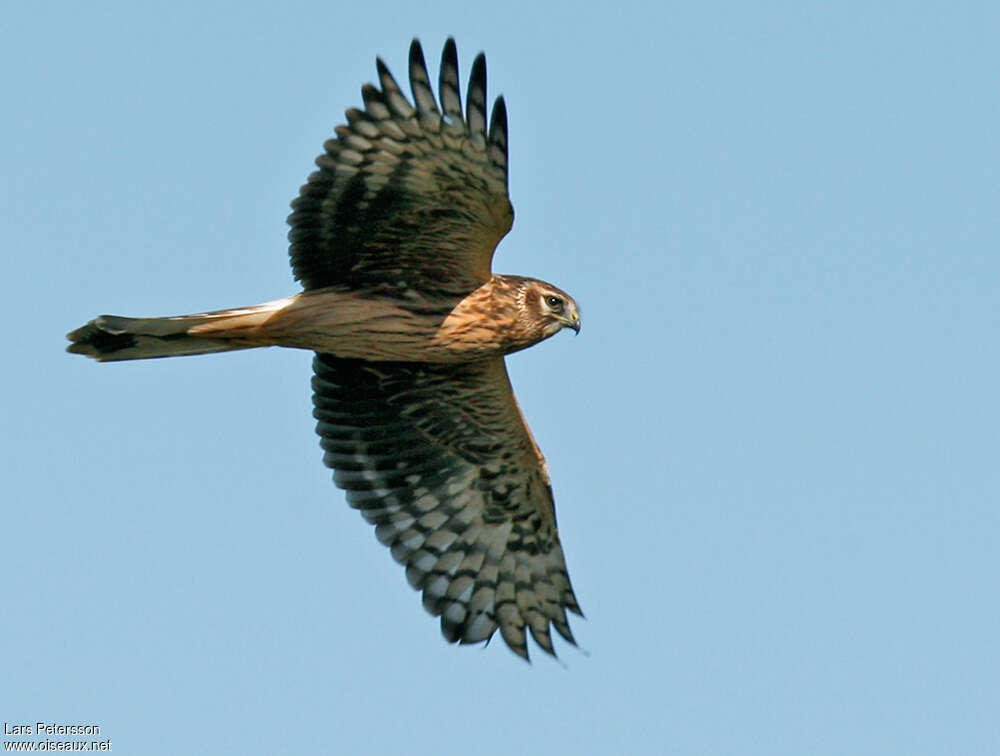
[564,309,581,334]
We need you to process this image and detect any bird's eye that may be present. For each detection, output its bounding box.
[545,295,563,311]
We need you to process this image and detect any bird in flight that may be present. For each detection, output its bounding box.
[67,38,582,660]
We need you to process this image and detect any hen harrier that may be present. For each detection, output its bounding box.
[68,38,582,660]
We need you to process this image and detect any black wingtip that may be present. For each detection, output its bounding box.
[466,52,488,136]
[470,52,487,86]
[490,95,508,133]
[408,37,440,116]
[409,38,426,72]
[488,95,509,177]
[438,37,463,123]
[440,38,459,84]
[360,82,383,110]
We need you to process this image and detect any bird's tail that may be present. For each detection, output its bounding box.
[66,300,291,362]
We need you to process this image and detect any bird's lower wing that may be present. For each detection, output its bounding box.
[312,354,581,659]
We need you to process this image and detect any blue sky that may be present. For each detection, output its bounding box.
[3,1,998,753]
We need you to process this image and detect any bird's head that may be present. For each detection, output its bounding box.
[522,279,581,338]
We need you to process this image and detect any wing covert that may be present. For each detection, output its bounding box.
[289,38,513,293]
[311,354,582,660]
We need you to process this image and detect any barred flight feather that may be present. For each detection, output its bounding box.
[289,38,513,293]
[312,354,581,659]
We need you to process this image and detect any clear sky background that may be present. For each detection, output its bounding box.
[3,1,998,754]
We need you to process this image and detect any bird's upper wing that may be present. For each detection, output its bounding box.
[289,38,513,293]
[312,354,582,660]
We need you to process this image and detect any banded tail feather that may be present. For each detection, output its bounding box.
[66,301,289,362]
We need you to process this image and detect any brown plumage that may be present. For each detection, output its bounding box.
[67,38,583,660]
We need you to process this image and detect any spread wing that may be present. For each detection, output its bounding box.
[289,38,513,293]
[312,354,582,660]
